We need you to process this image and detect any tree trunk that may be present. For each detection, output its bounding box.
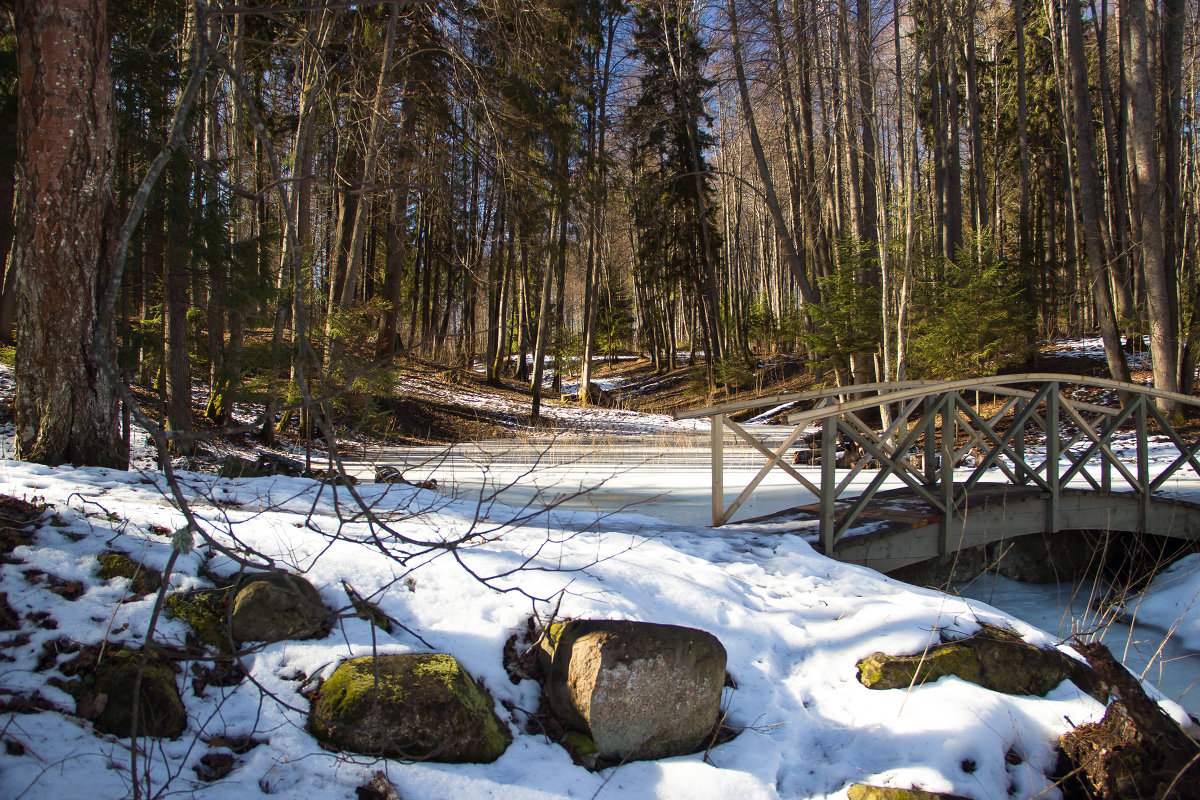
[1063,0,1130,383]
[338,2,399,309]
[529,215,556,421]
[1126,0,1180,412]
[855,0,879,258]
[13,0,126,468]
[0,74,17,344]
[1160,0,1185,388]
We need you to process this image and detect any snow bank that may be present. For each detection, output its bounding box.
[1125,554,1200,651]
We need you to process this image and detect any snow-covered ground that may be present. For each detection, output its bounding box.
[0,459,1162,800]
[1,347,1199,800]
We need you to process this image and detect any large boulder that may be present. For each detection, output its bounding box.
[539,619,727,763]
[308,653,510,763]
[856,623,1102,699]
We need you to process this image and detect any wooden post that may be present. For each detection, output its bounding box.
[1046,384,1059,534]
[1136,397,1149,531]
[939,393,954,555]
[1014,396,1027,485]
[1101,415,1112,493]
[924,394,939,487]
[821,417,838,553]
[711,413,724,526]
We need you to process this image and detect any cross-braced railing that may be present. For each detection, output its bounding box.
[676,375,1200,555]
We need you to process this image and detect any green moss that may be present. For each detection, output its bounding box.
[96,552,162,596]
[857,624,1102,699]
[205,384,232,425]
[309,653,511,763]
[165,588,232,651]
[92,648,186,739]
[847,786,971,800]
[564,730,597,756]
[316,656,411,719]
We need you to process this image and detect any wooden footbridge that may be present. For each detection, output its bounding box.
[675,375,1200,573]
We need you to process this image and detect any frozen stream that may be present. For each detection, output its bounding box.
[360,439,1200,715]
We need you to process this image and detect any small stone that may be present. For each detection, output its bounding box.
[230,572,331,644]
[218,456,268,479]
[91,648,187,739]
[194,751,235,782]
[167,572,332,648]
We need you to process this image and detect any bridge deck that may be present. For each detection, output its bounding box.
[737,483,1045,540]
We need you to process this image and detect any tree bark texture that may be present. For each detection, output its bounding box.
[1126,0,1180,412]
[13,0,126,468]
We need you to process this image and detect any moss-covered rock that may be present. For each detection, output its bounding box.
[308,653,510,762]
[92,648,186,739]
[539,619,728,764]
[846,786,971,800]
[166,588,233,650]
[230,572,330,643]
[166,572,330,649]
[96,551,162,597]
[856,624,1102,699]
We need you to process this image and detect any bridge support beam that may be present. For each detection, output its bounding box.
[820,418,837,554]
[1046,384,1060,534]
[711,413,723,527]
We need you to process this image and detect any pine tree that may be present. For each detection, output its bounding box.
[627,0,723,371]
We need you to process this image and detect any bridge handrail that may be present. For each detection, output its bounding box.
[674,373,1200,422]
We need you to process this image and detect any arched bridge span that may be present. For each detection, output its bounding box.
[676,375,1200,573]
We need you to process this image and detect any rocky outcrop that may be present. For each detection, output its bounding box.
[166,571,331,649]
[857,624,1102,699]
[846,786,971,800]
[539,619,727,764]
[219,453,306,479]
[308,653,510,762]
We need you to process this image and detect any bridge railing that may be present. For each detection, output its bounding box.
[676,375,1200,555]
